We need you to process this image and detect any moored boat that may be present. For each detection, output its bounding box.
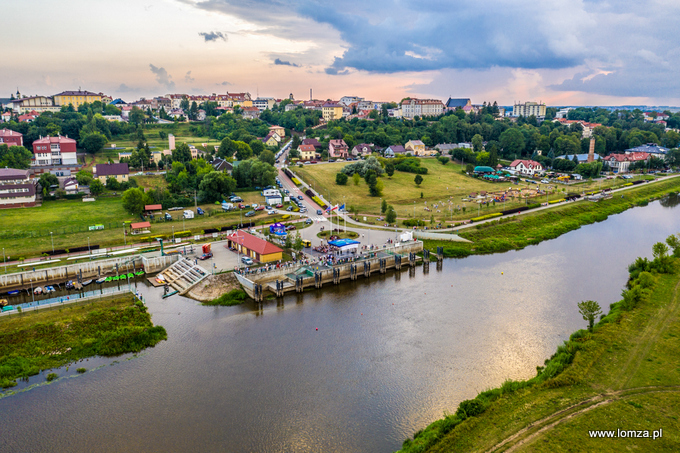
[44,285,56,293]
[7,290,19,295]
[95,277,107,284]
[0,299,7,307]
[34,287,43,295]
[65,280,74,290]
[81,279,93,286]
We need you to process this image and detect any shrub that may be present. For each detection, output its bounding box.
[77,368,87,374]
[46,373,58,382]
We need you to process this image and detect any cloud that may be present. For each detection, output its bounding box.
[149,64,175,90]
[198,31,227,42]
[117,83,139,93]
[274,58,300,67]
[218,81,232,86]
[185,71,195,83]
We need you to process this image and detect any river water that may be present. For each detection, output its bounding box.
[1,198,678,453]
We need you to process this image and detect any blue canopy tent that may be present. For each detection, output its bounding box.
[269,222,286,234]
[328,239,361,252]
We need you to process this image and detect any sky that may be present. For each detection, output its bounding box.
[3,0,680,106]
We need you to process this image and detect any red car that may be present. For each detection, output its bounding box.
[286,225,297,231]
[238,203,245,209]
[275,204,283,208]
[198,252,213,260]
[255,206,265,211]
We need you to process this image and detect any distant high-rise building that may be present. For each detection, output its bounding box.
[513,101,546,118]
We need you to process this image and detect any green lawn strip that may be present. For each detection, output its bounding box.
[420,178,680,258]
[294,159,631,222]
[202,289,249,306]
[397,258,680,453]
[0,296,166,388]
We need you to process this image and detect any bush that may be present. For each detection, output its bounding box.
[335,173,348,185]
[77,368,87,374]
[46,373,58,382]
[204,289,249,306]
[470,212,502,222]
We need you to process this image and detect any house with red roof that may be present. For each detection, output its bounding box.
[509,159,543,176]
[225,230,283,263]
[298,144,317,161]
[0,129,23,147]
[32,135,78,166]
[602,152,649,173]
[328,139,349,158]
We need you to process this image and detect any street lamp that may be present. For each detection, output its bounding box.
[88,237,91,257]
[123,223,127,246]
[2,248,5,274]
[50,231,54,253]
[172,226,175,242]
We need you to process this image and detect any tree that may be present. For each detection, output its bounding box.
[249,139,265,156]
[293,233,304,253]
[39,173,58,191]
[385,161,395,177]
[352,172,361,185]
[89,179,105,196]
[75,170,93,186]
[381,198,388,214]
[198,171,237,203]
[218,137,236,158]
[336,172,348,185]
[80,132,107,154]
[499,128,525,158]
[259,149,276,166]
[172,142,192,164]
[414,174,423,186]
[465,163,475,173]
[386,206,397,224]
[234,141,253,160]
[291,135,302,150]
[0,144,32,169]
[577,300,602,332]
[129,107,145,125]
[472,134,484,152]
[121,188,150,214]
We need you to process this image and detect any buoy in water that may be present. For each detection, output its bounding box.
[501,272,504,275]
[315,328,318,331]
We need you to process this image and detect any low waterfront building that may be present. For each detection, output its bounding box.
[0,168,36,208]
[225,230,283,263]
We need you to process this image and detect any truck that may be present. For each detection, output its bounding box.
[183,210,194,219]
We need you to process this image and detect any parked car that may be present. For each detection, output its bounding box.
[305,218,313,224]
[297,195,304,200]
[245,211,256,217]
[275,204,283,208]
[317,209,323,215]
[197,207,205,215]
[255,206,265,211]
[198,252,213,260]
[267,210,276,215]
[241,256,254,265]
[287,206,294,211]
[238,203,245,209]
[164,212,172,221]
[286,225,297,231]
[540,179,550,184]
[299,208,307,213]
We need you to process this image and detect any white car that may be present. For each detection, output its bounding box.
[540,179,550,184]
[267,209,276,215]
[241,257,254,265]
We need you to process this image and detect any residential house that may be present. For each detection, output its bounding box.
[53,90,103,108]
[94,163,129,184]
[63,177,80,194]
[399,98,444,118]
[32,135,78,167]
[384,145,406,157]
[352,143,373,156]
[509,159,543,176]
[302,138,322,149]
[328,139,349,158]
[0,129,23,147]
[625,144,669,160]
[269,125,285,138]
[405,140,426,155]
[227,92,253,107]
[339,96,364,106]
[197,109,206,121]
[603,153,650,173]
[555,119,602,138]
[263,132,280,147]
[1,112,12,123]
[18,111,39,123]
[298,144,317,161]
[241,106,261,119]
[0,168,36,208]
[212,157,233,174]
[225,230,283,263]
[322,103,343,122]
[254,97,276,111]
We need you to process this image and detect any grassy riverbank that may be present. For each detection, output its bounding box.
[0,296,166,388]
[203,289,249,306]
[397,241,680,452]
[422,177,680,258]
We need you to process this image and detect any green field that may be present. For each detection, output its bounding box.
[0,295,166,388]
[0,192,304,261]
[294,159,632,222]
[398,250,680,452]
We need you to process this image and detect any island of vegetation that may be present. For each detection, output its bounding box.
[0,296,166,389]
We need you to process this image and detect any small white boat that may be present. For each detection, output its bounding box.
[44,285,56,293]
[95,277,107,284]
[81,279,93,287]
[34,287,43,295]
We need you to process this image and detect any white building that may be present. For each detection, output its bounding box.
[253,97,276,111]
[400,98,444,118]
[509,159,543,176]
[513,102,546,118]
[339,96,364,106]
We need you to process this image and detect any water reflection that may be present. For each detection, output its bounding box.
[0,200,678,453]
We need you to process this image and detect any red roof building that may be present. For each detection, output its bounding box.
[32,135,78,166]
[225,230,283,263]
[509,159,543,176]
[0,129,23,147]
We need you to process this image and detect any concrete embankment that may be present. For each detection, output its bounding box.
[0,254,179,292]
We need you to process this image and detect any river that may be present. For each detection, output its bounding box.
[1,198,678,452]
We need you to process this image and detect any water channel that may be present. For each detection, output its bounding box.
[1,198,678,452]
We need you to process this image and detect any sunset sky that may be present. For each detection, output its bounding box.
[4,0,680,106]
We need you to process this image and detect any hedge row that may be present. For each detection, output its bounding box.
[549,198,565,204]
[312,196,327,208]
[470,212,502,222]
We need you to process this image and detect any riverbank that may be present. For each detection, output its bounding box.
[0,295,167,389]
[421,178,680,258]
[398,240,680,452]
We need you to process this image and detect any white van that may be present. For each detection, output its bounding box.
[183,210,194,219]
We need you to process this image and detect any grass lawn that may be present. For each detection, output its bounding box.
[0,295,166,388]
[105,123,224,157]
[0,191,303,261]
[399,257,680,453]
[294,158,630,222]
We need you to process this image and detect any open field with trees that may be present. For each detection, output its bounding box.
[294,158,636,222]
[398,237,680,452]
[0,295,166,389]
